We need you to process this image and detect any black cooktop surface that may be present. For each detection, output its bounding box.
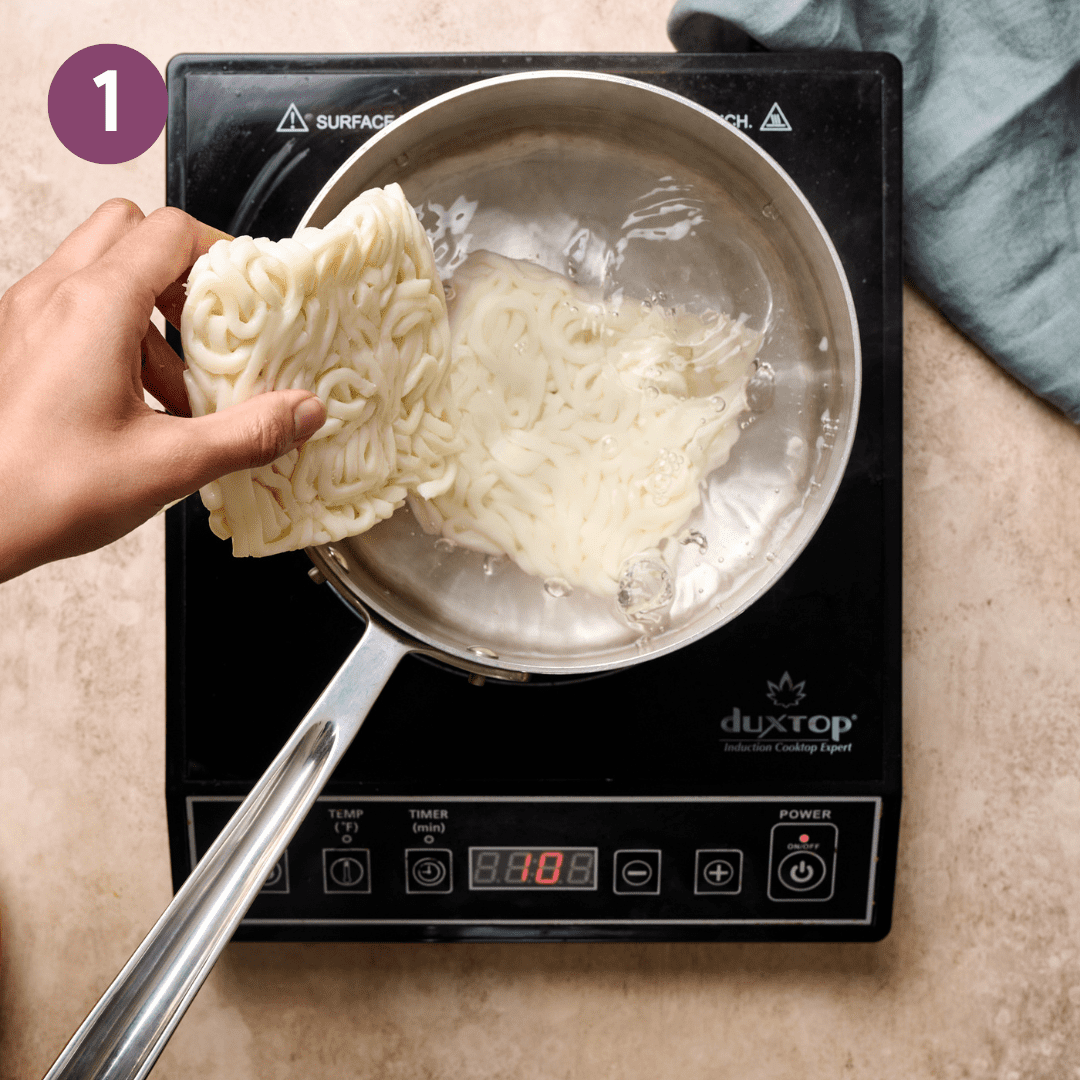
[164,52,901,942]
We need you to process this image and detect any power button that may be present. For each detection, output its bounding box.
[768,823,837,901]
[777,851,828,891]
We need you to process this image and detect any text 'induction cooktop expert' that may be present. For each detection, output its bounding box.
[165,52,902,942]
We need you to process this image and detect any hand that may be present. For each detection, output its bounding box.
[0,199,326,583]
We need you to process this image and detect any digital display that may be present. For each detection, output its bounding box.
[468,847,598,890]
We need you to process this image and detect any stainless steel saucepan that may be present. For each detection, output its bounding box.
[45,71,859,1079]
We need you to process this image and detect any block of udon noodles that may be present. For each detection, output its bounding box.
[409,251,763,597]
[181,183,459,556]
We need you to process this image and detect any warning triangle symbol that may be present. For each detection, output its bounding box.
[759,103,792,132]
[276,103,309,133]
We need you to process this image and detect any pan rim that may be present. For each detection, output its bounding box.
[300,69,862,676]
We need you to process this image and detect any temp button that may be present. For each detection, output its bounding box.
[322,848,371,894]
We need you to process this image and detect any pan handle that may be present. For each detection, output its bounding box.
[43,618,411,1080]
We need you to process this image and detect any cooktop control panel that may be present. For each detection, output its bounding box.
[188,797,881,937]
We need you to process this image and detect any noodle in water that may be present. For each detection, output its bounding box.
[410,251,762,597]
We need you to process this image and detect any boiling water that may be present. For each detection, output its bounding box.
[344,131,850,662]
[412,134,775,332]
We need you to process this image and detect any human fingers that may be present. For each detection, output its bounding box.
[141,321,191,417]
[143,389,326,505]
[156,224,234,329]
[38,199,147,285]
[9,199,147,303]
[155,280,189,329]
[91,206,230,315]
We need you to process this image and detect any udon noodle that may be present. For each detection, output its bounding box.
[181,183,458,556]
[409,251,762,596]
[181,188,763,600]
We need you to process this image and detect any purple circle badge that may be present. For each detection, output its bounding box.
[48,45,167,165]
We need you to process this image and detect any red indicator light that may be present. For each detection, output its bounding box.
[799,833,810,843]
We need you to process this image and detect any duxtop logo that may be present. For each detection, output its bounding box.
[720,672,856,756]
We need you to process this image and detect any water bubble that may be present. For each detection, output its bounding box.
[762,202,780,220]
[443,285,456,301]
[678,529,709,554]
[617,552,674,638]
[468,646,498,660]
[746,361,776,413]
[513,340,527,354]
[395,152,409,167]
[645,385,659,399]
[710,394,727,413]
[544,577,573,598]
[482,555,505,577]
[658,449,683,473]
[434,537,456,554]
[600,435,619,458]
[766,552,776,562]
[819,409,841,450]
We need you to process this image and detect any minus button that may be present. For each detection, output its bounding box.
[613,849,662,895]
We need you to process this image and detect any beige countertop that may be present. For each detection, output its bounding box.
[4,3,1080,1078]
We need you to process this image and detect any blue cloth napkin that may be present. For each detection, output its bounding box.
[669,0,1080,422]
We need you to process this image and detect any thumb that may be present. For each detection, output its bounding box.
[156,389,326,499]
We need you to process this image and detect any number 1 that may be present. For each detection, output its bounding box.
[94,69,117,131]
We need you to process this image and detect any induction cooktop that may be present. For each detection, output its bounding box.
[164,51,902,942]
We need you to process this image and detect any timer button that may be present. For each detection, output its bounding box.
[322,848,371,894]
[405,848,454,894]
[694,849,743,894]
[613,850,661,894]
